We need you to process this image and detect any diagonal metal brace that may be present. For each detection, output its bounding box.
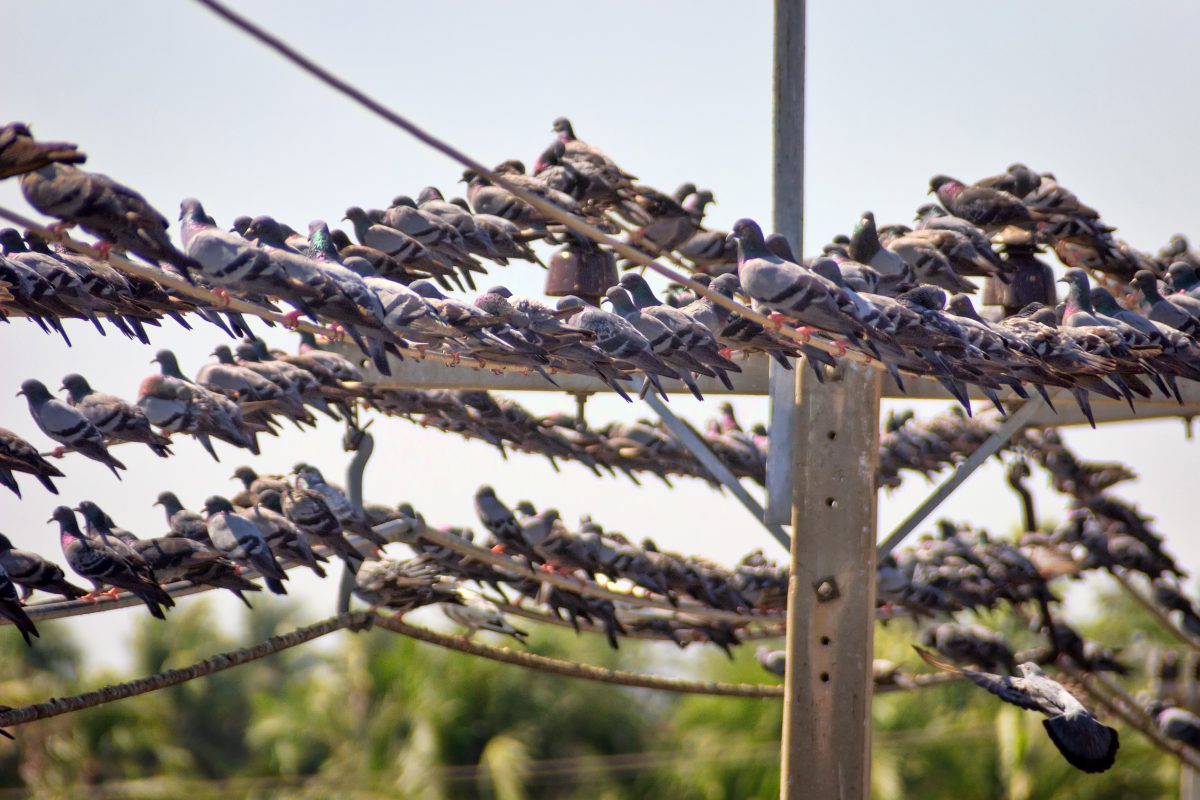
[641,388,791,550]
[337,428,376,614]
[876,397,1043,559]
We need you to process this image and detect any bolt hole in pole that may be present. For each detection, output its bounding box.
[826,431,836,441]
[820,636,831,646]
[825,497,836,508]
[819,673,830,683]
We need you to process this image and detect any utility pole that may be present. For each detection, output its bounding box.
[774,1,883,797]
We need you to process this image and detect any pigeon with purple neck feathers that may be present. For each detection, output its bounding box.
[18,378,126,478]
[929,175,1035,237]
[49,505,173,618]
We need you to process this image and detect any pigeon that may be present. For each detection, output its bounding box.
[557,295,678,399]
[203,496,289,595]
[929,175,1035,236]
[18,378,126,478]
[115,529,259,608]
[153,491,211,543]
[0,563,38,646]
[474,485,538,562]
[239,490,327,578]
[440,590,528,644]
[1132,270,1200,337]
[60,373,172,457]
[0,122,85,180]
[199,345,314,426]
[292,463,385,545]
[20,164,197,275]
[280,484,367,568]
[353,557,459,613]
[49,506,173,619]
[603,286,708,400]
[915,647,1118,773]
[1146,702,1200,750]
[0,426,63,497]
[918,622,1017,674]
[849,211,907,275]
[0,532,87,601]
[756,646,786,677]
[229,465,289,508]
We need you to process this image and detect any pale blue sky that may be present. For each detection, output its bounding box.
[2,1,1199,667]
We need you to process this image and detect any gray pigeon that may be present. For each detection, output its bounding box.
[0,426,63,497]
[293,463,386,545]
[916,647,1118,773]
[60,373,172,457]
[202,496,288,595]
[0,561,37,646]
[18,379,126,478]
[0,531,87,601]
[1147,702,1200,750]
[756,646,786,677]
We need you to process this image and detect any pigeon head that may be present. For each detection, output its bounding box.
[475,485,497,499]
[928,175,963,196]
[674,182,698,203]
[551,116,576,140]
[307,221,338,259]
[601,286,638,315]
[293,463,324,484]
[619,272,659,306]
[0,533,12,551]
[231,466,259,487]
[486,285,513,298]
[23,230,53,253]
[409,280,446,300]
[48,505,81,534]
[179,198,213,225]
[59,373,93,401]
[765,233,798,262]
[945,294,983,321]
[514,500,537,517]
[256,489,284,513]
[1089,287,1121,315]
[809,258,844,286]
[151,349,185,377]
[494,159,527,175]
[230,215,252,236]
[1131,270,1162,300]
[727,218,768,256]
[390,196,418,209]
[1016,662,1045,679]
[417,187,445,205]
[153,491,184,512]
[342,255,376,278]
[244,215,286,247]
[914,204,948,221]
[1145,701,1166,719]
[536,141,566,169]
[449,197,472,211]
[709,273,740,298]
[234,342,261,362]
[330,228,353,250]
[1167,261,1200,291]
[460,168,482,185]
[203,495,235,516]
[16,379,52,404]
[556,295,589,312]
[0,228,27,254]
[342,207,370,224]
[74,501,109,529]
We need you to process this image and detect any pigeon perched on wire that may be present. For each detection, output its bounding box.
[756,646,786,677]
[59,373,172,458]
[0,532,87,601]
[202,496,289,595]
[293,463,385,545]
[18,378,126,478]
[20,164,197,276]
[113,528,259,608]
[1146,702,1200,751]
[48,506,173,618]
[0,563,38,646]
[440,590,529,645]
[915,647,1118,773]
[0,426,63,497]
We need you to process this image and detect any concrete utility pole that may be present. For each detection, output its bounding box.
[772,1,883,797]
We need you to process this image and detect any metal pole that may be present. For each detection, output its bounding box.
[642,389,791,550]
[337,429,375,614]
[764,0,806,527]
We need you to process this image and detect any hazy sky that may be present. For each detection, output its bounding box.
[3,1,1200,668]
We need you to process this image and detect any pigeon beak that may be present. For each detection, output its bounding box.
[13,390,22,397]
[45,516,55,524]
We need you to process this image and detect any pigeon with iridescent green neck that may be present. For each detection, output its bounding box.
[849,211,906,275]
